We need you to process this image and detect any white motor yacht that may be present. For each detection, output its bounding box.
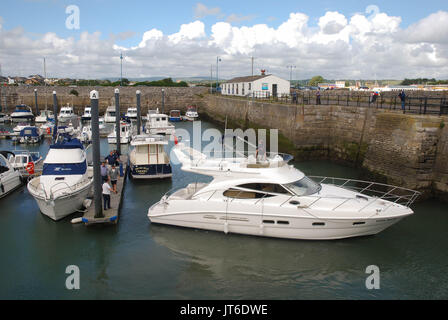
[147,143,420,240]
[125,107,138,120]
[19,126,43,144]
[81,106,92,121]
[145,112,175,136]
[57,105,76,122]
[0,151,23,199]
[184,106,199,121]
[10,105,34,123]
[129,134,172,179]
[27,136,93,221]
[35,110,55,123]
[104,106,117,123]
[107,121,133,144]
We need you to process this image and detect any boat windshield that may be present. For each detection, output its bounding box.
[283,176,321,196]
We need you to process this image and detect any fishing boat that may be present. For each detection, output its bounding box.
[107,121,133,144]
[169,110,182,122]
[27,136,93,221]
[0,151,23,199]
[57,105,76,122]
[145,112,175,136]
[129,134,172,179]
[81,106,91,121]
[104,106,116,123]
[184,106,199,121]
[35,110,55,123]
[10,105,34,123]
[19,126,43,144]
[125,107,138,120]
[147,142,420,240]
[0,113,10,123]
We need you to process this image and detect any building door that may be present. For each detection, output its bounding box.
[272,84,278,98]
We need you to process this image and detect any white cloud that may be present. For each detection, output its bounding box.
[1,10,447,80]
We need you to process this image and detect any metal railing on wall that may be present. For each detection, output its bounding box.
[215,90,448,116]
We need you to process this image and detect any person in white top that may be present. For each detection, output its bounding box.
[102,176,112,210]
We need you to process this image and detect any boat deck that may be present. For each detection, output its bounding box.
[82,155,128,225]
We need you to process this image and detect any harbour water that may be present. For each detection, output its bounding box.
[0,120,447,299]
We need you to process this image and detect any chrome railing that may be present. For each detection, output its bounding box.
[308,176,421,210]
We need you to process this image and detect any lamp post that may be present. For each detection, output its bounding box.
[120,52,123,87]
[287,65,296,85]
[216,56,221,92]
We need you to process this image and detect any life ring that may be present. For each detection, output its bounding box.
[26,162,35,175]
[46,127,51,135]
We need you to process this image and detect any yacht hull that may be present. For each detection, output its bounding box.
[107,136,130,144]
[11,115,34,123]
[148,209,410,240]
[29,183,92,221]
[0,172,23,199]
[130,164,172,179]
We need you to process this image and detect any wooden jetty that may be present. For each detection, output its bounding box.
[81,155,128,225]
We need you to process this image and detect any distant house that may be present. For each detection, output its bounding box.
[221,72,290,98]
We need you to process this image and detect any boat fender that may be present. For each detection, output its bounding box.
[71,217,83,224]
[224,221,229,234]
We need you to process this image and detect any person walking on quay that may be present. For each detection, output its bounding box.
[398,90,406,111]
[316,89,321,105]
[102,176,112,210]
[109,164,119,194]
[100,161,108,183]
[292,91,297,104]
[105,151,117,167]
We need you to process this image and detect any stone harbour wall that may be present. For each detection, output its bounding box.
[201,95,448,199]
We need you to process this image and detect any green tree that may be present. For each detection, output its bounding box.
[309,76,324,87]
[69,89,79,96]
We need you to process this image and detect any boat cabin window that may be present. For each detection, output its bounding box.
[223,188,267,199]
[283,177,321,196]
[238,183,291,195]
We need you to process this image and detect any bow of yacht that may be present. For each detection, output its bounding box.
[147,143,420,240]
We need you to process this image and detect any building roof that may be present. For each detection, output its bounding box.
[224,75,271,83]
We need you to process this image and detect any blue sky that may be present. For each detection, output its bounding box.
[1,0,448,79]
[2,0,447,47]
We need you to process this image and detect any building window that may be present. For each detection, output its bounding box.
[249,83,251,91]
[236,84,239,95]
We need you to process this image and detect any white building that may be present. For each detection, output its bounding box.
[221,74,290,98]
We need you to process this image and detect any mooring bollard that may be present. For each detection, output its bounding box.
[34,89,39,116]
[136,90,141,135]
[115,88,121,155]
[90,90,103,219]
[52,91,58,140]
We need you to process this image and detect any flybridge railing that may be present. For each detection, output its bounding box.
[308,176,421,211]
[222,91,448,115]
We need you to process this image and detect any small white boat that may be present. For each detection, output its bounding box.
[8,150,42,175]
[57,105,77,122]
[40,121,55,136]
[80,125,92,144]
[11,123,30,142]
[107,121,133,144]
[129,134,172,179]
[81,106,91,121]
[184,106,199,121]
[35,110,55,123]
[125,107,138,120]
[27,136,93,221]
[169,110,182,122]
[0,113,11,123]
[10,105,34,123]
[104,106,117,123]
[145,112,175,136]
[0,151,23,199]
[147,142,420,240]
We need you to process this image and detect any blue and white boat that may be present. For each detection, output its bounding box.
[27,136,93,221]
[19,126,43,144]
[169,110,182,122]
[129,134,172,179]
[10,105,34,123]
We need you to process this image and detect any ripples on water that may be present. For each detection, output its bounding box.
[0,120,447,299]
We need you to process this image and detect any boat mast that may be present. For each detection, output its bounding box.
[43,57,47,110]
